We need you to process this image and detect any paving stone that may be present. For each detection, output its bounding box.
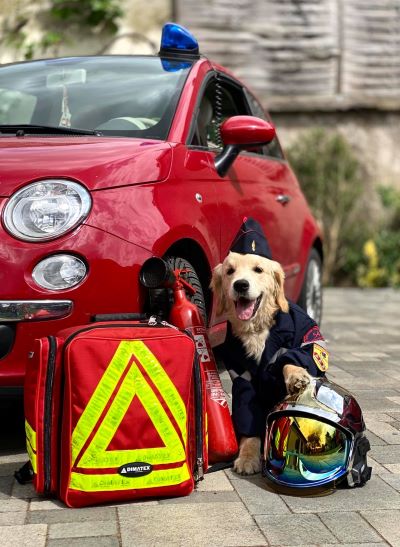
[47,538,120,547]
[383,463,400,473]
[319,511,382,543]
[12,480,40,499]
[254,513,335,545]
[281,476,400,513]
[30,498,66,511]
[365,430,388,446]
[0,452,28,465]
[159,491,240,504]
[118,502,267,546]
[0,523,47,546]
[368,456,389,475]
[319,544,387,547]
[28,506,117,524]
[362,510,400,546]
[366,421,400,444]
[347,391,400,412]
[0,497,29,512]
[196,470,234,491]
[379,473,400,491]
[0,475,13,498]
[352,352,389,358]
[228,474,290,515]
[368,445,400,465]
[0,511,26,526]
[49,520,118,539]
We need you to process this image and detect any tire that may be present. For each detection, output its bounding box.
[166,257,207,323]
[297,248,323,325]
[145,257,207,324]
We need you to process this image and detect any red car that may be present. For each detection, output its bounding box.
[0,24,322,391]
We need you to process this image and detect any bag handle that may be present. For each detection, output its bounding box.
[91,313,147,322]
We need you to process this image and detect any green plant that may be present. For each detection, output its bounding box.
[287,128,368,285]
[2,0,123,60]
[50,0,123,33]
[357,187,400,288]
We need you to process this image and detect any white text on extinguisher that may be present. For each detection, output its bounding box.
[205,370,228,408]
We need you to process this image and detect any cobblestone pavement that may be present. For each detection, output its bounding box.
[1,288,400,546]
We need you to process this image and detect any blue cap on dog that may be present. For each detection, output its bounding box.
[230,217,272,259]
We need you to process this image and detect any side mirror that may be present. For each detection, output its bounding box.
[214,116,276,177]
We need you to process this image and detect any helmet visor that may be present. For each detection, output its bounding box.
[264,415,351,487]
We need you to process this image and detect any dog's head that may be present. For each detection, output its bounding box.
[211,251,289,328]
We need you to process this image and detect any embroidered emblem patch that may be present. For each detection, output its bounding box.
[313,343,329,371]
[303,326,324,344]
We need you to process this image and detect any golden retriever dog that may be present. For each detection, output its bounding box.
[211,251,312,475]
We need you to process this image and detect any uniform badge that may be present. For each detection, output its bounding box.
[313,343,329,371]
[252,240,256,252]
[303,326,324,344]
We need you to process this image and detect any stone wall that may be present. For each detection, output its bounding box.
[0,0,170,63]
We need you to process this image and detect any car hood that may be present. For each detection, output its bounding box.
[0,137,172,196]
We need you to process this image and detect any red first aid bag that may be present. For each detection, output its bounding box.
[24,318,207,507]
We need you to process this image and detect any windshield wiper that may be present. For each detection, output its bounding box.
[0,124,102,136]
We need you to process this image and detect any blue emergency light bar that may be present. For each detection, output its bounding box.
[159,23,199,57]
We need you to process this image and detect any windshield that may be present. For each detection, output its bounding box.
[0,56,192,140]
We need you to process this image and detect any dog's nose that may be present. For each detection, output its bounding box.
[233,279,250,293]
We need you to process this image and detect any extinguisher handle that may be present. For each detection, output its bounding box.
[174,269,196,295]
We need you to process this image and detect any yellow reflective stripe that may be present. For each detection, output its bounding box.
[25,419,36,451]
[72,340,188,470]
[79,363,185,468]
[71,342,133,464]
[69,463,190,492]
[132,341,187,445]
[26,438,37,474]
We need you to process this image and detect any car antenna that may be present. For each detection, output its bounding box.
[214,71,223,148]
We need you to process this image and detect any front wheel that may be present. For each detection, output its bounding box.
[297,248,323,325]
[145,256,207,324]
[166,256,207,323]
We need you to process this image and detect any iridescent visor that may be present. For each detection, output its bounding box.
[264,415,351,487]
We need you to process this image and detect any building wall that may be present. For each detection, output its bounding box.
[178,0,400,106]
[177,0,400,187]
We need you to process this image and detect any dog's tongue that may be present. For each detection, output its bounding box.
[235,298,256,320]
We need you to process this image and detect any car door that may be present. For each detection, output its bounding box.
[193,74,303,298]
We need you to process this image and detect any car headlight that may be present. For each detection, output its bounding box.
[3,179,91,241]
[32,254,87,290]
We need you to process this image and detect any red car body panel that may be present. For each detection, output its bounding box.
[0,57,321,387]
[0,138,172,195]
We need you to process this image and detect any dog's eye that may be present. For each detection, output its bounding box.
[226,267,235,275]
[254,266,263,273]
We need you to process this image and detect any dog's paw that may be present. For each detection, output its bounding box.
[233,436,261,475]
[233,454,261,475]
[283,364,311,395]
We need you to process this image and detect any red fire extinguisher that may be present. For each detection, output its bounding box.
[140,257,238,463]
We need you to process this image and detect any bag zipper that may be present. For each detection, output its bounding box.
[43,335,57,495]
[192,346,204,482]
[62,316,166,347]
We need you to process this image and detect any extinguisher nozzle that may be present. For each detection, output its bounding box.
[140,257,175,288]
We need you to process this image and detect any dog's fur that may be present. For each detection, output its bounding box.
[211,251,311,474]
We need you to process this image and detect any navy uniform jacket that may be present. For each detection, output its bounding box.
[220,302,327,438]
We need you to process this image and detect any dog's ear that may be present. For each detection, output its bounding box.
[272,262,289,313]
[210,263,227,316]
